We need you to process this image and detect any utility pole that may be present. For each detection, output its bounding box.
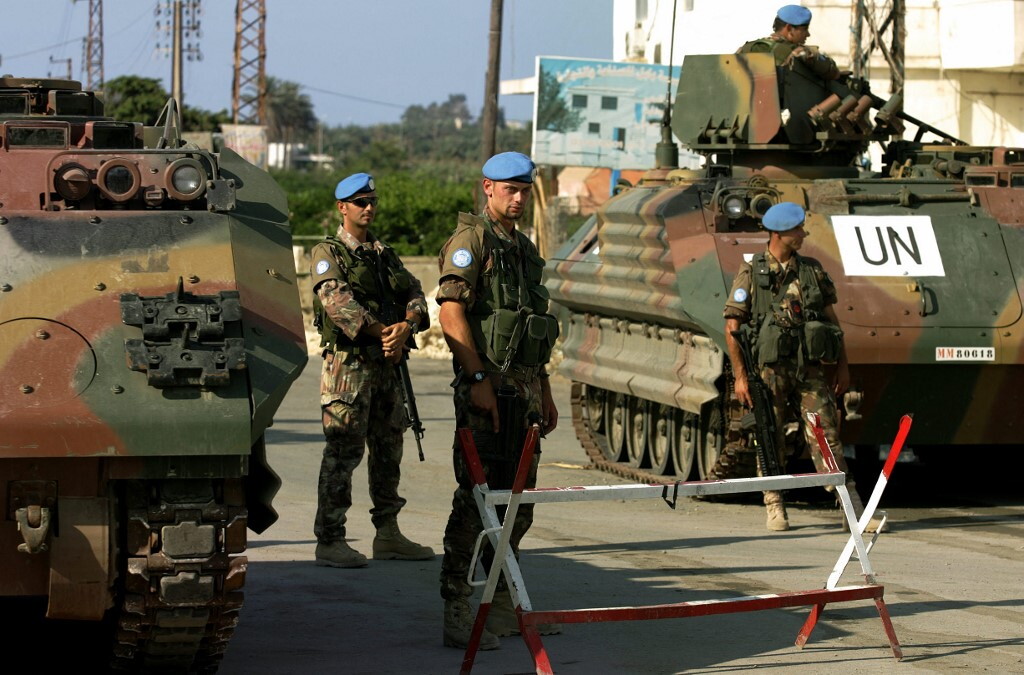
[850,0,906,95]
[76,0,103,89]
[232,0,267,125]
[156,1,202,111]
[49,56,73,81]
[480,0,503,164]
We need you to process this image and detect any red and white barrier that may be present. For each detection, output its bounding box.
[457,414,913,674]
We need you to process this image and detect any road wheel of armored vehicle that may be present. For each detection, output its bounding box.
[583,385,606,435]
[625,397,650,468]
[604,392,628,462]
[110,478,247,674]
[647,404,674,475]
[697,405,725,480]
[671,411,699,480]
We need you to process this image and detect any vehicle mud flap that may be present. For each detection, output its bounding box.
[243,435,281,534]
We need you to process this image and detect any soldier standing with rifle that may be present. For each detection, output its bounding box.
[310,172,434,568]
[723,202,877,532]
[436,152,561,650]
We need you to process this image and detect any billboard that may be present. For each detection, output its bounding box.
[220,123,268,170]
[532,56,697,170]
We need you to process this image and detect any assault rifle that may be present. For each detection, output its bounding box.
[731,329,783,477]
[396,355,425,462]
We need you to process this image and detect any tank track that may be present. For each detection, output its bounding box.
[570,382,758,484]
[110,478,248,674]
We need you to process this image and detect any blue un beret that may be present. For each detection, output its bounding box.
[482,152,535,183]
[777,4,812,26]
[762,202,806,231]
[335,172,376,201]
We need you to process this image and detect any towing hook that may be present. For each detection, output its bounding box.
[15,505,52,554]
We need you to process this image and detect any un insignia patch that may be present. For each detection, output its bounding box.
[733,287,749,303]
[315,260,330,275]
[452,248,473,268]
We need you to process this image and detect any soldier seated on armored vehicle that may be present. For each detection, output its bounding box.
[738,5,839,82]
[738,4,841,143]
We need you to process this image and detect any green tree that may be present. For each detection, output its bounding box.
[536,66,582,133]
[265,76,318,143]
[102,75,234,132]
[102,75,167,125]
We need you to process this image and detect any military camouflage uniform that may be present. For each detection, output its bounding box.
[310,226,427,545]
[723,249,852,482]
[436,211,552,600]
[737,35,839,81]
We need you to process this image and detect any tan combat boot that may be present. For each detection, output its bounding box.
[315,540,368,568]
[373,519,435,560]
[764,491,790,531]
[443,598,500,650]
[486,589,561,637]
[842,485,890,533]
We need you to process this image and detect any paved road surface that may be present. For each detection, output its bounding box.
[217,355,1024,674]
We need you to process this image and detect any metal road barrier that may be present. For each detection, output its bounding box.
[456,414,913,674]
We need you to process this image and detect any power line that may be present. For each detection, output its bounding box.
[300,84,407,110]
[4,36,84,62]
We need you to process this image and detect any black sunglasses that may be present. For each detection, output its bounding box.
[347,197,378,208]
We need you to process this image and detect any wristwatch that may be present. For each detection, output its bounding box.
[470,370,487,384]
[404,318,419,335]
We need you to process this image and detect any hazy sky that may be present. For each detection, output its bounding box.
[2,0,613,126]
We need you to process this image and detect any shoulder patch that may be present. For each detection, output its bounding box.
[733,287,749,303]
[451,248,473,268]
[315,260,330,275]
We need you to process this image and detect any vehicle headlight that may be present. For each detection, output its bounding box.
[166,158,207,201]
[54,164,91,201]
[97,159,140,203]
[723,195,747,219]
[750,194,774,219]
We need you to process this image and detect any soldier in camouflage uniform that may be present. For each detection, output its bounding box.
[310,172,434,568]
[737,5,839,81]
[723,202,877,532]
[436,152,561,650]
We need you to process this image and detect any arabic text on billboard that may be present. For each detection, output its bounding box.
[220,123,268,169]
[532,57,689,170]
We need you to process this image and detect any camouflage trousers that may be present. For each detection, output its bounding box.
[440,373,543,600]
[314,350,408,544]
[760,361,853,488]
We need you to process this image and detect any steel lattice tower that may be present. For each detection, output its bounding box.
[850,0,906,95]
[232,0,266,125]
[79,0,104,89]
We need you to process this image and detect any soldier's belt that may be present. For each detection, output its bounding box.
[330,342,385,360]
[488,363,543,382]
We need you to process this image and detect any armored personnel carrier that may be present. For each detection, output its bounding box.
[0,77,306,671]
[547,53,1024,483]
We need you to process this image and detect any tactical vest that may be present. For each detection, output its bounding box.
[747,252,843,367]
[461,213,559,374]
[738,37,795,67]
[313,236,413,351]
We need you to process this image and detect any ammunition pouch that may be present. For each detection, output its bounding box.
[475,308,521,367]
[803,320,844,364]
[518,314,559,366]
[753,315,797,367]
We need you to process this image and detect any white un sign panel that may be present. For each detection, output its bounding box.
[831,215,946,277]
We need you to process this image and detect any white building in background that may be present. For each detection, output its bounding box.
[613,0,1024,149]
[268,142,333,171]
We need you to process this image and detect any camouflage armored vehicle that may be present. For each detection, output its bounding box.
[0,77,306,671]
[547,53,1024,483]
